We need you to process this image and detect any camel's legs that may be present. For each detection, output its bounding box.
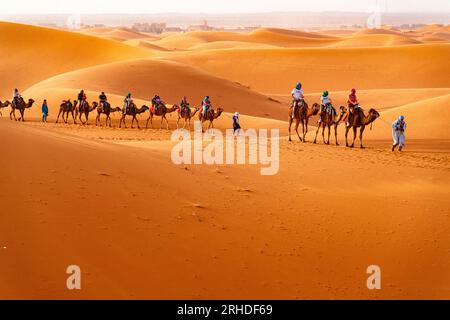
[71,111,77,124]
[164,115,170,130]
[326,125,331,145]
[133,116,140,129]
[160,116,164,129]
[321,125,326,144]
[359,126,366,149]
[145,114,153,129]
[345,126,351,147]
[350,127,358,148]
[313,123,321,144]
[294,120,302,142]
[56,110,62,123]
[334,124,339,146]
[18,109,24,122]
[303,119,309,142]
[10,109,17,121]
[176,116,180,129]
[288,119,293,142]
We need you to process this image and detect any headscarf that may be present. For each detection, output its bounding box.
[322,91,329,97]
[349,88,357,104]
[296,83,302,90]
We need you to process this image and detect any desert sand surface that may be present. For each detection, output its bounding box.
[0,21,449,299]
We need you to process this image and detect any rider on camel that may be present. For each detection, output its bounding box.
[152,95,165,113]
[291,82,304,119]
[202,96,212,117]
[180,96,190,115]
[13,88,22,105]
[346,88,360,127]
[124,93,132,114]
[318,90,335,123]
[99,92,107,109]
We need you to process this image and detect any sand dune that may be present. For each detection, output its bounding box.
[1,22,450,300]
[0,22,151,97]
[123,39,171,51]
[371,94,450,140]
[171,44,450,94]
[329,34,422,48]
[23,58,285,120]
[153,28,338,50]
[80,27,160,42]
[1,116,449,299]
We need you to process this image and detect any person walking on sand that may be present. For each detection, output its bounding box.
[232,112,241,135]
[41,99,49,123]
[392,115,407,152]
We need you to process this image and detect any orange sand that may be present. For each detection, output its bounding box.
[0,21,449,299]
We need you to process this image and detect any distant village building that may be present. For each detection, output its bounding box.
[187,20,214,32]
[132,22,167,34]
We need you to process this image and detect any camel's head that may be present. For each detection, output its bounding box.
[339,106,347,115]
[29,99,35,104]
[73,100,78,106]
[216,107,224,115]
[142,105,150,111]
[92,101,98,107]
[312,103,320,115]
[368,108,380,119]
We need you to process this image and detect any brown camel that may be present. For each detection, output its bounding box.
[199,107,224,131]
[56,100,78,124]
[344,108,380,149]
[0,100,11,117]
[314,105,347,146]
[288,101,320,142]
[95,102,121,127]
[78,101,98,125]
[146,103,178,130]
[10,98,35,122]
[176,105,199,129]
[119,102,149,129]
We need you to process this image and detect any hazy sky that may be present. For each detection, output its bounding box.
[1,0,449,14]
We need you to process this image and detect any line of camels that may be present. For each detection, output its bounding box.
[288,101,380,148]
[0,97,224,132]
[1,96,380,149]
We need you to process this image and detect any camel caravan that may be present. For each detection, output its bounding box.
[2,85,383,149]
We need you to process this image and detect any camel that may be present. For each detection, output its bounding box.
[78,101,98,125]
[56,100,78,124]
[95,102,121,127]
[119,102,149,129]
[314,105,347,146]
[199,107,224,131]
[10,98,35,122]
[288,101,320,142]
[176,105,199,130]
[146,103,178,130]
[0,100,10,117]
[344,107,380,149]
